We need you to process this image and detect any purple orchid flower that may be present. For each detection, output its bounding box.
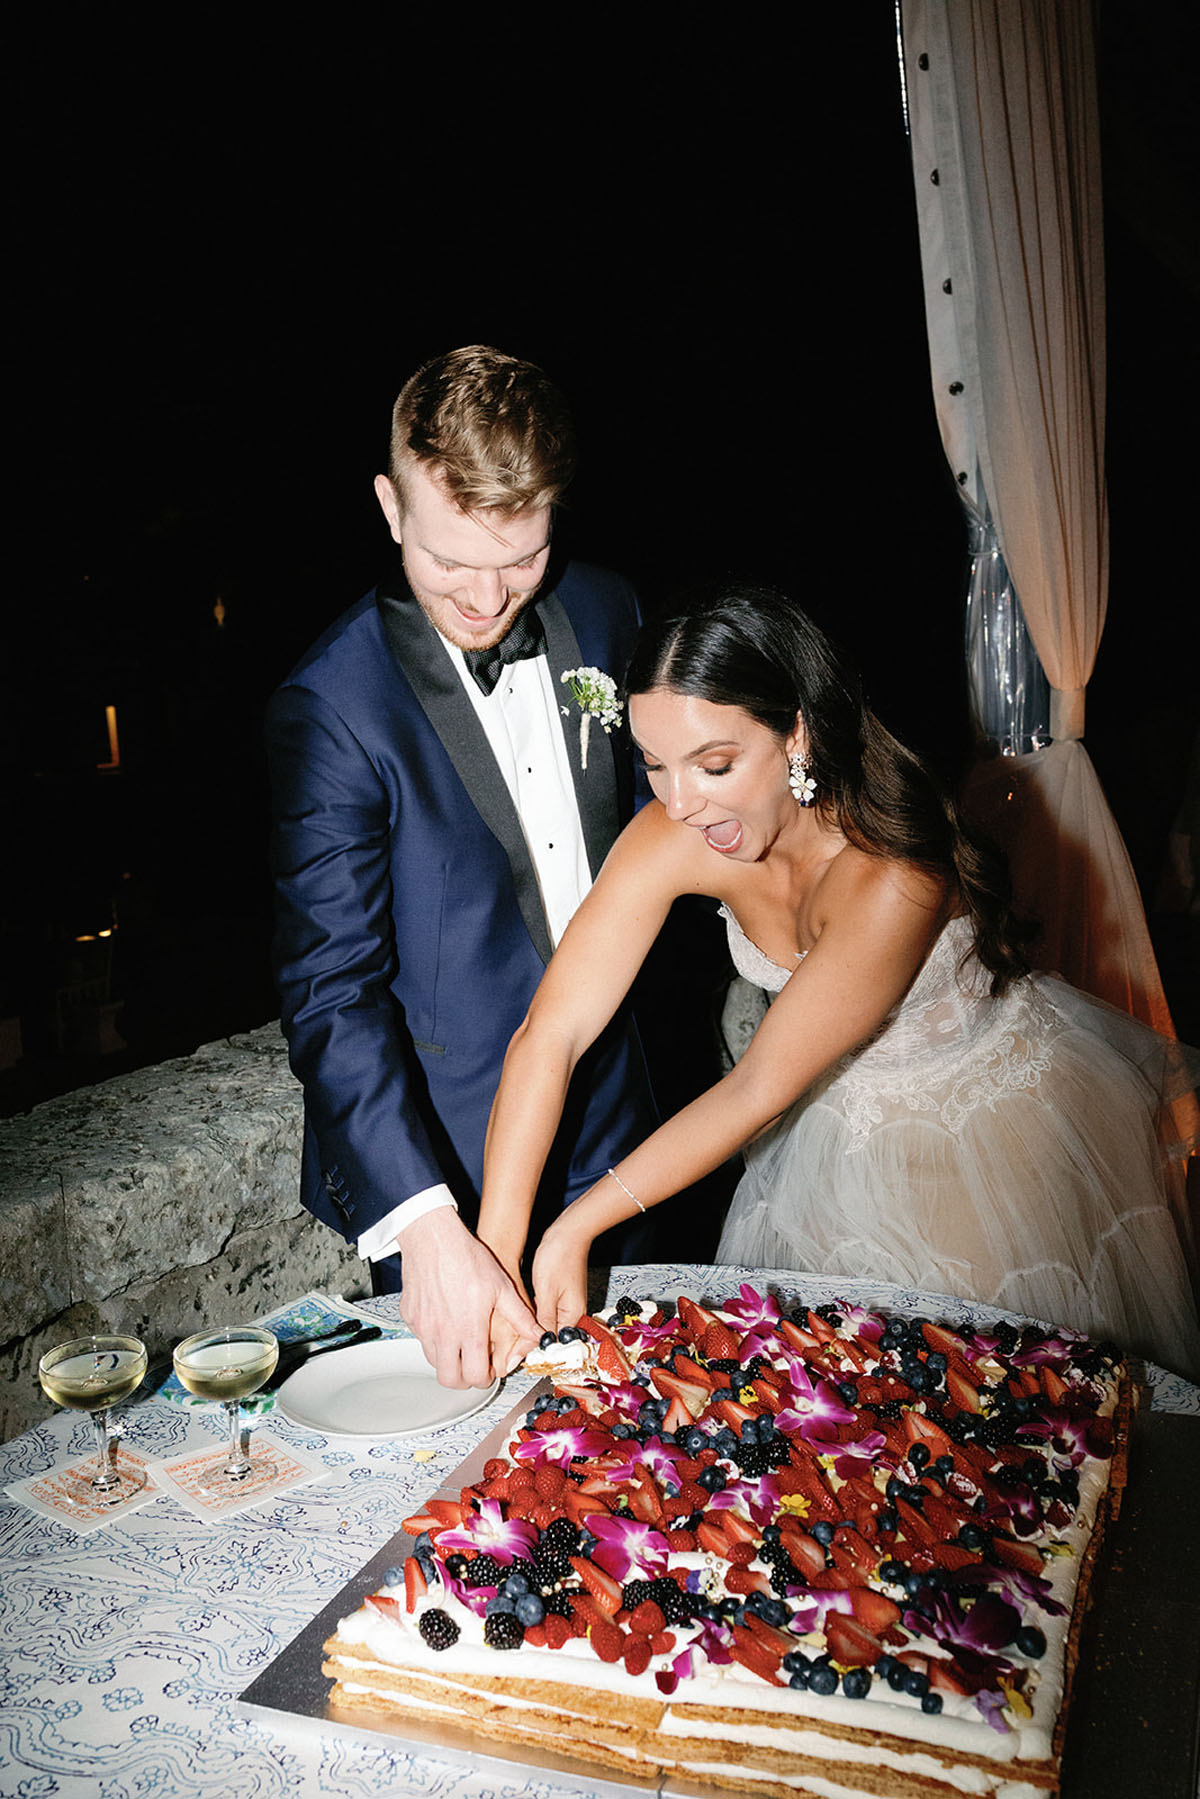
[513,1423,614,1469]
[952,1562,1067,1619]
[1009,1329,1089,1370]
[586,1514,670,1582]
[922,1589,1021,1657]
[775,1359,857,1442]
[724,1284,782,1331]
[709,1471,782,1527]
[606,1434,688,1488]
[436,1498,537,1568]
[833,1301,886,1347]
[1015,1407,1114,1467]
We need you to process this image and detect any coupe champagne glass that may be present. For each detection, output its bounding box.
[173,1326,279,1487]
[38,1334,149,1504]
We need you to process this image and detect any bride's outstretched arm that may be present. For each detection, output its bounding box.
[530,853,948,1328]
[477,804,690,1280]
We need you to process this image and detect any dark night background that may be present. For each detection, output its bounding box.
[4,8,1196,1117]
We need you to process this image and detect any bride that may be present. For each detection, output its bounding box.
[479,587,1200,1379]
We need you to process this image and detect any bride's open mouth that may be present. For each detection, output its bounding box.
[701,820,743,854]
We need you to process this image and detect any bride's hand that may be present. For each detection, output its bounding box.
[531,1213,591,1333]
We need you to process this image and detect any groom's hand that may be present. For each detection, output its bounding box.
[396,1208,541,1388]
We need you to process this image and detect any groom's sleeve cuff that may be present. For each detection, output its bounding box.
[356,1185,459,1262]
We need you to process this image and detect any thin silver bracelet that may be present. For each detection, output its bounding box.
[606,1167,645,1213]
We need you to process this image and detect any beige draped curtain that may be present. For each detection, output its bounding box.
[900,0,1174,1035]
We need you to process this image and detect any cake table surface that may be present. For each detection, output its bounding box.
[1,1263,1196,1799]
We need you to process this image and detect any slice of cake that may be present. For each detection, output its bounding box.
[323,1286,1131,1796]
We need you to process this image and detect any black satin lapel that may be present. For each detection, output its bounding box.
[541,596,621,880]
[376,586,554,964]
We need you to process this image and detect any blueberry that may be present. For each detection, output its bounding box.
[842,1667,872,1699]
[739,1419,758,1442]
[782,1650,809,1673]
[958,1524,987,1550]
[485,1594,516,1616]
[838,1382,858,1404]
[515,1593,545,1627]
[1016,1625,1047,1658]
[762,1523,781,1544]
[698,1466,726,1493]
[926,1351,948,1373]
[539,1330,557,1350]
[876,1654,897,1679]
[811,1521,835,1546]
[684,1427,707,1456]
[921,1690,943,1713]
[876,1508,898,1534]
[612,1422,634,1439]
[382,1564,405,1587]
[888,1662,908,1690]
[809,1663,839,1696]
[880,1560,907,1584]
[503,1571,531,1597]
[758,1599,789,1628]
[903,1669,930,1697]
[908,1443,930,1471]
[788,1667,811,1689]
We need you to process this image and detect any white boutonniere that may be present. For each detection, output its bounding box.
[560,667,622,771]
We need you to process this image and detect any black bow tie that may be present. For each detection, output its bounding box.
[462,608,546,696]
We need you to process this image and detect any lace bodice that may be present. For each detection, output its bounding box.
[720,905,804,992]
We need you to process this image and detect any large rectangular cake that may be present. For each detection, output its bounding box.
[323,1287,1130,1796]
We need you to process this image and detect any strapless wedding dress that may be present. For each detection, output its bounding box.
[715,909,1200,1379]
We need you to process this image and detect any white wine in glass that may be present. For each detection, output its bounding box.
[173,1326,279,1486]
[38,1335,149,1504]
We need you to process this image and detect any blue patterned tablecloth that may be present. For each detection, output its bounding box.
[1,1265,1195,1799]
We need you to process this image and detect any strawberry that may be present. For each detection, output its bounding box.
[365,1593,403,1622]
[921,1321,970,1361]
[403,1559,427,1613]
[721,1510,761,1546]
[714,1397,760,1431]
[627,1469,666,1527]
[930,1542,979,1572]
[903,1410,955,1459]
[726,1542,757,1568]
[750,1377,784,1413]
[725,1568,772,1597]
[677,1295,721,1337]
[700,1319,741,1361]
[990,1534,1045,1576]
[729,1624,785,1685]
[662,1395,693,1435]
[848,1589,902,1632]
[577,1315,634,1382]
[946,1368,982,1414]
[544,1613,572,1650]
[780,1318,823,1357]
[826,1611,885,1666]
[400,1512,442,1537]
[928,1658,972,1696]
[785,1531,829,1580]
[569,1555,623,1615]
[563,1485,613,1525]
[1042,1366,1069,1404]
[650,1365,712,1419]
[697,1518,731,1558]
[806,1309,839,1343]
[829,1526,876,1581]
[895,1496,936,1549]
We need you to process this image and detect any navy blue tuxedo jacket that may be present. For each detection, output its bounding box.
[266,559,656,1246]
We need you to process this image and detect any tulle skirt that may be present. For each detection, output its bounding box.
[717,957,1200,1381]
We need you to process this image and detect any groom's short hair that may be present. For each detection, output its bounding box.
[388,346,576,518]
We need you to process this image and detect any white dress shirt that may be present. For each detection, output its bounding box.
[356,626,593,1263]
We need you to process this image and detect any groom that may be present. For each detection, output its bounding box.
[266,347,656,1387]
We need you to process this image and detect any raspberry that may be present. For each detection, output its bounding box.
[523,1622,548,1648]
[534,1409,559,1430]
[666,1528,698,1552]
[544,1613,572,1649]
[509,1466,536,1491]
[628,1599,667,1634]
[506,1491,538,1521]
[483,1457,508,1480]
[530,1502,559,1531]
[623,1633,652,1676]
[649,1629,676,1655]
[480,1474,511,1500]
[726,1543,756,1568]
[534,1465,568,1499]
[589,1620,624,1663]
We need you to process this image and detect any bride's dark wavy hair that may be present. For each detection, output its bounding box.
[625,586,1029,994]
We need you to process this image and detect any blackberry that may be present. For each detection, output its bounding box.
[992,1321,1019,1354]
[418,1608,460,1651]
[464,1554,504,1588]
[707,1358,742,1376]
[542,1517,581,1551]
[612,1295,641,1321]
[622,1578,657,1611]
[542,1591,575,1618]
[815,1305,843,1327]
[443,1553,469,1579]
[649,1576,698,1626]
[483,1611,525,1650]
[869,1400,904,1421]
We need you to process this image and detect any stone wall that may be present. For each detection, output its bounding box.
[0,1025,367,1443]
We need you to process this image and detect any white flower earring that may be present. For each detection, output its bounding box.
[788,753,817,807]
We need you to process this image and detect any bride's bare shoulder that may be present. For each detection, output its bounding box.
[812,845,948,935]
[601,800,716,897]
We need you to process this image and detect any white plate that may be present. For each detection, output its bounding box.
[273,1338,499,1439]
